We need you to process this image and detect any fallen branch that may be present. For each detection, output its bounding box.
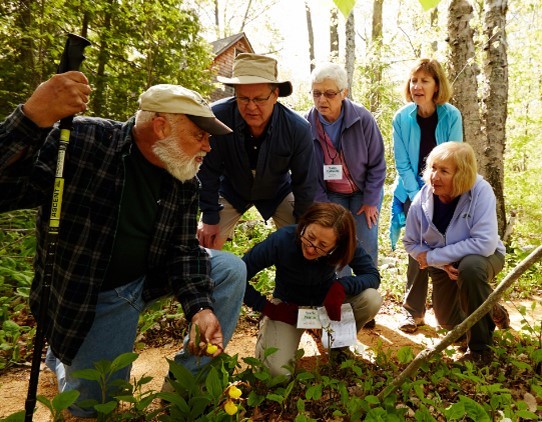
[376,244,542,401]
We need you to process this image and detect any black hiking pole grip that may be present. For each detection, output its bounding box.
[24,33,91,422]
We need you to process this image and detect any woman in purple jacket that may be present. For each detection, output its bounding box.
[403,142,509,367]
[305,63,386,269]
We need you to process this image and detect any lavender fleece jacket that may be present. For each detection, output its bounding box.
[403,175,505,268]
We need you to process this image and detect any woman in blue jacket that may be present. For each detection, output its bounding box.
[403,142,508,366]
[389,58,463,333]
[306,63,386,269]
[243,202,382,377]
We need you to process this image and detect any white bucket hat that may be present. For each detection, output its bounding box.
[217,53,292,97]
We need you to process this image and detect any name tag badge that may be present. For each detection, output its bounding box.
[297,308,322,329]
[323,164,343,180]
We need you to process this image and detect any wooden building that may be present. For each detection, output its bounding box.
[209,32,255,102]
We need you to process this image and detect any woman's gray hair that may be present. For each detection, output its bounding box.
[310,62,348,90]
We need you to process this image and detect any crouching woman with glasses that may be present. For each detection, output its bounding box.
[242,202,382,377]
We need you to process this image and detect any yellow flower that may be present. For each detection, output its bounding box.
[228,385,242,399]
[224,399,238,415]
[206,343,218,355]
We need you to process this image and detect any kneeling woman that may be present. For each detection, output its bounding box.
[243,202,382,377]
[403,142,507,366]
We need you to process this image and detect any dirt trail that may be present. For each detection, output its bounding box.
[0,299,538,421]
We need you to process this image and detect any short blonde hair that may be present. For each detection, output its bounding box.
[403,58,453,105]
[423,142,477,197]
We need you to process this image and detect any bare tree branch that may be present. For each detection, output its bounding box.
[376,244,542,402]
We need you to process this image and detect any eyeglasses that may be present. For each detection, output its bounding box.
[236,91,274,105]
[311,89,342,99]
[300,233,334,256]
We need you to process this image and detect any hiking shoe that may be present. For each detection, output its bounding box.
[492,304,510,329]
[363,318,376,329]
[330,347,356,363]
[398,314,425,333]
[160,376,175,394]
[453,335,468,352]
[455,349,494,368]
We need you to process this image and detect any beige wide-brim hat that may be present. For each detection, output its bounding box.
[138,84,232,135]
[217,53,293,97]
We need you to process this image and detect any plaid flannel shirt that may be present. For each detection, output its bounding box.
[0,106,213,364]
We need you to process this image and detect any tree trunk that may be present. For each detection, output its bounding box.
[17,0,37,88]
[214,0,220,38]
[344,11,355,98]
[305,1,315,74]
[482,0,509,236]
[91,0,114,116]
[446,0,485,179]
[330,7,339,61]
[369,0,383,112]
[239,0,254,32]
[430,8,438,52]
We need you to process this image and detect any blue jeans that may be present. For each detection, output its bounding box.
[328,190,383,273]
[45,249,246,417]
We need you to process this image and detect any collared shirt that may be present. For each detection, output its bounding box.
[0,106,213,364]
[199,98,316,224]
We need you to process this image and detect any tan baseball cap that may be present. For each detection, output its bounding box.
[217,53,292,97]
[138,84,232,135]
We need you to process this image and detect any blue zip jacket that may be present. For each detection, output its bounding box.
[243,225,380,311]
[389,102,463,249]
[403,175,505,268]
[392,102,463,203]
[198,98,316,224]
[306,99,386,206]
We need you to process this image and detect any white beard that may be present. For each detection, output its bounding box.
[152,137,204,182]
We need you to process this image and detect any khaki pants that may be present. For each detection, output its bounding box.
[214,192,295,243]
[256,288,382,377]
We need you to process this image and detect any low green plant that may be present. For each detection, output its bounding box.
[157,354,245,421]
[72,352,140,421]
[36,390,80,422]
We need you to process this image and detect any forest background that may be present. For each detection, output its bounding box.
[0,0,541,420]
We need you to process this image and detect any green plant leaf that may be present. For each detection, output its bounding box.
[2,410,25,421]
[72,368,102,381]
[36,395,53,413]
[188,396,212,417]
[444,402,465,421]
[459,396,491,421]
[396,346,415,364]
[305,384,322,401]
[110,352,138,372]
[267,392,286,404]
[51,390,80,411]
[156,392,189,411]
[94,400,118,414]
[332,0,356,18]
[204,366,223,400]
[418,0,441,11]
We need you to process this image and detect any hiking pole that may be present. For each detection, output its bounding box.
[24,33,91,422]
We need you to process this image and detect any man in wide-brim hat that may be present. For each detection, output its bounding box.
[198,53,317,249]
